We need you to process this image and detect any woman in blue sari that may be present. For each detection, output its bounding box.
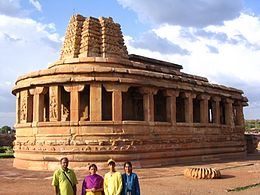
[121,161,140,195]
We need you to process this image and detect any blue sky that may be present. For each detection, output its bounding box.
[0,0,260,127]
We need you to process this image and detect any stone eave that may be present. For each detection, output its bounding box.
[48,57,132,69]
[12,65,246,101]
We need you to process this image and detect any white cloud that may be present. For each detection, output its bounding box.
[125,12,260,119]
[0,14,62,126]
[127,30,190,55]
[117,0,243,27]
[207,13,260,45]
[29,0,42,12]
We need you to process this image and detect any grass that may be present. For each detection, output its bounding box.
[0,152,14,158]
[226,183,260,192]
[0,146,14,158]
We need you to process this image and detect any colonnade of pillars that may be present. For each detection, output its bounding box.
[16,83,244,126]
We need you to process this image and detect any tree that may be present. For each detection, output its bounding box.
[0,126,11,134]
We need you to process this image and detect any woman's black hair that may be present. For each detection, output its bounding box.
[124,161,132,168]
[89,164,98,170]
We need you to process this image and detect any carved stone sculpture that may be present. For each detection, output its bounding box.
[184,167,221,179]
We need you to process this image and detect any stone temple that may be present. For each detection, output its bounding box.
[12,15,248,170]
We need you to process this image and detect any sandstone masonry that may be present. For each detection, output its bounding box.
[12,15,248,170]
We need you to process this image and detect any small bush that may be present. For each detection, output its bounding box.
[0,148,7,153]
[0,146,14,158]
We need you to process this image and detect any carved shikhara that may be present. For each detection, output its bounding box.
[184,167,221,179]
[60,15,128,60]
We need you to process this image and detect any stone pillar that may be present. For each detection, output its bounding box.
[140,87,158,122]
[183,92,194,123]
[164,90,179,124]
[212,96,221,124]
[90,83,102,121]
[49,86,61,122]
[29,87,48,124]
[235,102,244,126]
[225,98,234,126]
[64,84,85,123]
[20,90,31,123]
[103,84,129,122]
[16,92,20,124]
[199,95,210,124]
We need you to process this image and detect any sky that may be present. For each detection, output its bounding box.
[0,0,260,127]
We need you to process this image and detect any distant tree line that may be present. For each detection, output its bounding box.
[245,120,260,133]
[0,126,14,134]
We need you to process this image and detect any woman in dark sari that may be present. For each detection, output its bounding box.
[81,164,104,195]
[121,161,140,195]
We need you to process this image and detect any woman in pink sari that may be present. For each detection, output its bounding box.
[81,164,104,195]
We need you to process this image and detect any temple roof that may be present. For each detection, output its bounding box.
[129,54,183,70]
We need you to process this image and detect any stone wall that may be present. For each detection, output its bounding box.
[0,134,15,147]
[245,134,260,153]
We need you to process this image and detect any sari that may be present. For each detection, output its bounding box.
[121,173,140,195]
[81,174,104,195]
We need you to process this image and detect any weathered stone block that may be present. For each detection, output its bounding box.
[184,167,221,179]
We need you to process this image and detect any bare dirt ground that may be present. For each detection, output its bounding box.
[1,153,260,195]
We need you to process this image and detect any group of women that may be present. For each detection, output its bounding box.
[81,159,140,195]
